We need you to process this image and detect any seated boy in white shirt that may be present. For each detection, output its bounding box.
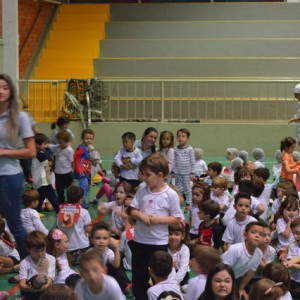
[147,251,183,300]
[221,221,264,300]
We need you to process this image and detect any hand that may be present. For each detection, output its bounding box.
[140,212,151,225]
[239,289,248,300]
[149,215,161,225]
[279,251,287,262]
[109,237,119,250]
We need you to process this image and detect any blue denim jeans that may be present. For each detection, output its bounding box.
[0,173,27,258]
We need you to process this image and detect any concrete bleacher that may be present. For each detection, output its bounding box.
[95,3,300,78]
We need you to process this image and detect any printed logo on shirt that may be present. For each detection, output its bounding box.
[58,204,81,227]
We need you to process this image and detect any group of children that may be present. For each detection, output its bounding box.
[2,115,300,300]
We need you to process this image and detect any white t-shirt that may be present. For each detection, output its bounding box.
[119,227,134,270]
[262,245,277,265]
[280,291,293,300]
[49,144,74,174]
[103,201,126,234]
[21,208,49,236]
[19,253,56,281]
[130,185,183,245]
[276,217,295,252]
[168,244,190,284]
[189,203,202,235]
[186,274,207,300]
[160,147,175,173]
[211,193,230,213]
[222,215,257,244]
[287,242,300,282]
[54,252,77,284]
[252,195,268,222]
[57,207,91,251]
[75,274,125,300]
[195,159,208,177]
[272,198,282,214]
[221,242,263,278]
[147,277,183,300]
[0,239,20,261]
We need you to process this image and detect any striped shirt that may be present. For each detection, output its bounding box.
[173,146,195,175]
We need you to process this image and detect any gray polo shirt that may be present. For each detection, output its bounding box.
[0,111,34,175]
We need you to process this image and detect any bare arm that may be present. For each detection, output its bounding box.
[109,238,121,268]
[239,269,255,300]
[0,137,36,159]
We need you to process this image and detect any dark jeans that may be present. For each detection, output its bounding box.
[19,158,32,180]
[55,172,73,204]
[0,173,27,259]
[129,240,168,300]
[37,184,60,213]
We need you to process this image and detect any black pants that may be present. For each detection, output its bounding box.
[291,279,300,299]
[129,240,168,300]
[107,263,131,291]
[65,273,81,288]
[37,184,60,213]
[55,172,73,204]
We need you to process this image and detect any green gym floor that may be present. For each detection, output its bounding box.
[0,156,277,299]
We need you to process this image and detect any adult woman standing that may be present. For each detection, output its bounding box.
[135,127,158,158]
[0,74,36,258]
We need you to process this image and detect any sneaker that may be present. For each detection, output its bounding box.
[89,199,98,205]
[38,213,44,218]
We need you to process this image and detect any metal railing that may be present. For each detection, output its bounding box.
[18,79,300,123]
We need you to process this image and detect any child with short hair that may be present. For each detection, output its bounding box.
[57,185,92,265]
[19,231,56,300]
[114,131,143,188]
[147,251,183,300]
[21,189,48,235]
[204,161,222,186]
[173,128,195,210]
[49,116,74,145]
[75,248,125,300]
[49,130,74,204]
[194,148,208,179]
[189,183,211,242]
[73,128,95,208]
[222,221,264,299]
[284,217,300,299]
[211,176,230,214]
[198,200,223,250]
[129,153,183,300]
[251,177,267,221]
[186,245,221,300]
[32,133,60,213]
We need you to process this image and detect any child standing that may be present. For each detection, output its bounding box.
[173,128,195,210]
[168,221,190,287]
[21,190,48,235]
[159,130,175,176]
[32,133,59,213]
[198,200,223,250]
[75,248,126,300]
[19,231,56,300]
[275,196,298,261]
[47,228,80,287]
[49,130,74,204]
[280,136,300,182]
[221,221,264,300]
[73,128,95,208]
[57,186,92,265]
[194,148,208,179]
[98,182,132,238]
[114,132,143,188]
[189,183,211,242]
[49,116,74,145]
[222,192,257,247]
[147,251,183,300]
[129,153,183,300]
[186,245,221,300]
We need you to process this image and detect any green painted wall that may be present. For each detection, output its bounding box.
[38,121,295,157]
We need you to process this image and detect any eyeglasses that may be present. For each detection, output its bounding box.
[264,282,283,295]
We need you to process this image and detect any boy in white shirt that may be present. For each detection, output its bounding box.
[75,248,125,300]
[57,185,92,265]
[21,190,48,236]
[221,221,264,300]
[49,130,74,204]
[222,192,257,247]
[147,251,183,300]
[203,161,222,187]
[19,231,56,300]
[210,176,230,215]
[114,132,143,188]
[130,153,183,300]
